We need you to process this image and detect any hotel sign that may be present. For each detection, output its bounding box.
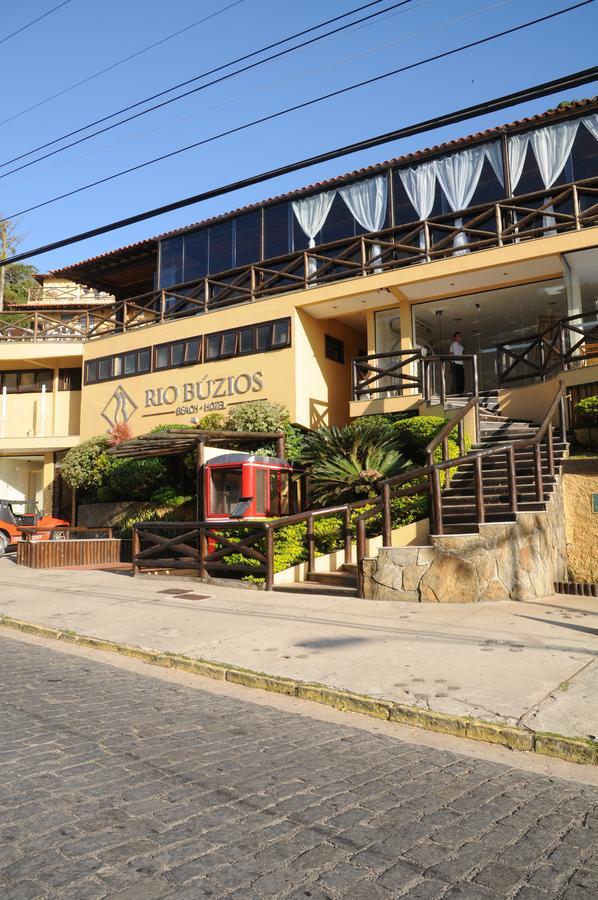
[145,370,265,416]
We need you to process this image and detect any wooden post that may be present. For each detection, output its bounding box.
[506,446,518,514]
[196,440,205,522]
[533,444,544,502]
[382,484,391,547]
[443,437,450,489]
[572,184,581,230]
[546,424,555,478]
[265,526,274,591]
[199,527,208,579]
[439,361,446,404]
[276,433,286,460]
[559,391,567,443]
[431,466,443,535]
[131,526,140,576]
[495,203,503,246]
[343,506,352,564]
[474,456,485,525]
[356,519,366,598]
[306,514,315,572]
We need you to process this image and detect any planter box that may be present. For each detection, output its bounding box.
[17,538,122,569]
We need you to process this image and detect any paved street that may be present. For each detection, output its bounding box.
[2,635,598,899]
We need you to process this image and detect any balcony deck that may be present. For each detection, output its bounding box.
[2,176,597,344]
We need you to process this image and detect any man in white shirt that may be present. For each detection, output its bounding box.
[449,331,465,395]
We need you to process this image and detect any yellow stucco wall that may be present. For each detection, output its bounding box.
[563,459,598,583]
[79,297,365,437]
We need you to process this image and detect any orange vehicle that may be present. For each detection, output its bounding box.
[0,500,69,557]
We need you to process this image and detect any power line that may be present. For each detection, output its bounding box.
[3,65,597,268]
[0,0,72,46]
[0,0,246,128]
[2,1,594,222]
[0,0,408,176]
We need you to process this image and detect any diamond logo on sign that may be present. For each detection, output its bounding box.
[101,385,138,428]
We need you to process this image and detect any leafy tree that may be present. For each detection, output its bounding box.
[301,421,411,506]
[61,436,110,500]
[4,263,39,305]
[97,457,169,502]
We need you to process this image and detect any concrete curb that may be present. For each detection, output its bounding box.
[2,615,597,767]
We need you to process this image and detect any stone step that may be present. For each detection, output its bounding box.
[272,582,357,598]
[441,501,546,514]
[306,571,357,588]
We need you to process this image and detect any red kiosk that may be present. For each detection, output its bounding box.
[204,452,302,521]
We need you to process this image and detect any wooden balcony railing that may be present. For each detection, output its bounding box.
[2,175,598,343]
[352,351,479,405]
[496,311,598,386]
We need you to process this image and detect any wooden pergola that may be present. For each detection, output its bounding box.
[107,429,286,520]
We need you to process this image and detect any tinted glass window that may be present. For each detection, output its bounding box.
[272,320,289,347]
[185,338,200,362]
[256,324,272,350]
[19,372,36,393]
[159,236,184,288]
[239,328,253,353]
[206,335,221,360]
[235,211,260,267]
[98,358,112,380]
[124,352,137,375]
[3,372,17,392]
[221,331,236,356]
[36,371,53,391]
[86,361,98,384]
[155,346,169,369]
[171,343,185,366]
[264,203,290,258]
[138,349,151,372]
[321,193,356,243]
[209,221,233,274]
[325,334,344,364]
[184,229,209,281]
[571,123,598,180]
[470,153,505,205]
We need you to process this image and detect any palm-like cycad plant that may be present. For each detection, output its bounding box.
[301,421,411,506]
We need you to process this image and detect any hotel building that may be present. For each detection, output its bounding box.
[1,98,597,518]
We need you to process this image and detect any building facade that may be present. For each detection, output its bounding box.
[1,99,597,514]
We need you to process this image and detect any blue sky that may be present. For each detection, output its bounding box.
[1,0,597,273]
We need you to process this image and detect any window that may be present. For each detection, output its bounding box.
[204,317,291,362]
[209,220,233,274]
[264,203,291,258]
[210,467,242,516]
[0,370,54,393]
[234,210,260,267]
[159,236,184,288]
[153,338,201,371]
[325,334,344,364]
[58,368,82,391]
[183,229,209,281]
[85,347,152,384]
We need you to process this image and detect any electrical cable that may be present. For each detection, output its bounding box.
[2,1,594,221]
[2,65,597,267]
[0,0,412,175]
[0,0,246,128]
[0,0,72,46]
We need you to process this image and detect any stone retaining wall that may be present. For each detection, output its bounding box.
[362,481,567,602]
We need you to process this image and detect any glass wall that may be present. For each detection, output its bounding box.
[156,114,598,290]
[413,279,570,391]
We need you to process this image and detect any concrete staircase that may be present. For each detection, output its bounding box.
[273,563,358,598]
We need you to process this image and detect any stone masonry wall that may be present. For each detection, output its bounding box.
[362,481,567,603]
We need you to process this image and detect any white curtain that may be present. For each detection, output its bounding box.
[435,145,487,253]
[339,175,387,270]
[399,161,436,253]
[507,133,531,192]
[530,120,579,235]
[583,113,598,142]
[484,141,505,186]
[292,189,336,279]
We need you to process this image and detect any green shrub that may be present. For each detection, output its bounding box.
[394,415,470,464]
[150,486,193,506]
[575,396,598,426]
[97,457,168,502]
[116,497,195,536]
[61,436,110,500]
[198,412,227,430]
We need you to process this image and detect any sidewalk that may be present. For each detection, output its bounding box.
[1,557,597,749]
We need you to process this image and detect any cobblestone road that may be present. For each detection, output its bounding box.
[2,635,598,899]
